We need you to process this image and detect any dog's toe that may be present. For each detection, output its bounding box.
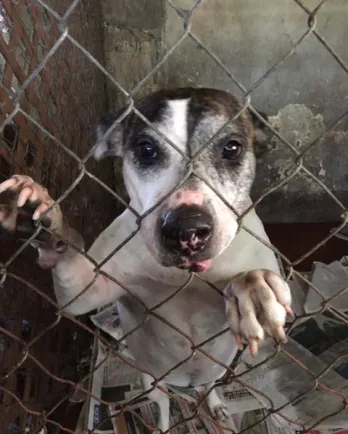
[209,402,229,421]
[206,390,229,421]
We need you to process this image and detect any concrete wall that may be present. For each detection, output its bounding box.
[101,0,348,223]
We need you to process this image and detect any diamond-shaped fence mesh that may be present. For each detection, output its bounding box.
[0,0,348,433]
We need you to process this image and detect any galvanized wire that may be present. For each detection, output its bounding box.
[1,0,348,433]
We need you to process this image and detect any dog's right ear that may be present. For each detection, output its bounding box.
[93,114,124,160]
[248,109,270,157]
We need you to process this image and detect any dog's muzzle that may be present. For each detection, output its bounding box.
[160,205,213,271]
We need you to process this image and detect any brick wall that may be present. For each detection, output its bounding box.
[0,1,118,431]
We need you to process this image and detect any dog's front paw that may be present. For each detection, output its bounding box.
[0,174,63,235]
[224,270,293,356]
[0,175,66,268]
[206,390,229,421]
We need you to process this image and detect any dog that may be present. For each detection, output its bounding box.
[0,88,292,432]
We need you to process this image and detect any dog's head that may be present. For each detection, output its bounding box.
[94,88,268,272]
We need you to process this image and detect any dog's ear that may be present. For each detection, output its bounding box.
[93,114,124,160]
[248,109,270,156]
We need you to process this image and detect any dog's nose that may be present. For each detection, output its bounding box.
[161,206,213,253]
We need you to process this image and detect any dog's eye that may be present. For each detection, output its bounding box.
[222,140,242,160]
[136,141,159,161]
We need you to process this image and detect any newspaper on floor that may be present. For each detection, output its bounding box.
[290,257,348,369]
[264,413,348,434]
[252,254,348,433]
[86,338,153,434]
[110,402,333,434]
[235,337,348,431]
[304,257,348,314]
[287,276,310,325]
[85,338,242,434]
[90,303,129,354]
[107,395,227,434]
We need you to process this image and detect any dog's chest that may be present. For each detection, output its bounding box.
[117,277,235,385]
[119,277,226,337]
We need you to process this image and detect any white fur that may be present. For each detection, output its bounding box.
[166,99,189,150]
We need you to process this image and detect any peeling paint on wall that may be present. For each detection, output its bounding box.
[266,104,326,191]
[253,104,348,223]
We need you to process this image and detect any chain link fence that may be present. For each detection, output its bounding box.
[0,0,348,432]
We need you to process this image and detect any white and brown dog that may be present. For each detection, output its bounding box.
[0,88,292,431]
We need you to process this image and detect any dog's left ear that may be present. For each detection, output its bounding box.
[248,109,270,156]
[93,114,124,160]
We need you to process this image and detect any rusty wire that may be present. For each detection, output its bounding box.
[0,0,348,433]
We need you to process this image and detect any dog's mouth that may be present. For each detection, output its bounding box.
[177,258,212,272]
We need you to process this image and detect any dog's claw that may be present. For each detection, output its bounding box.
[285,305,295,319]
[235,334,244,350]
[0,174,63,241]
[33,203,49,221]
[0,178,16,194]
[275,325,287,344]
[248,339,259,357]
[18,186,33,207]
